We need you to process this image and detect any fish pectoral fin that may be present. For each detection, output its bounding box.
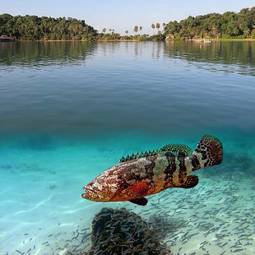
[129,197,148,206]
[179,175,199,189]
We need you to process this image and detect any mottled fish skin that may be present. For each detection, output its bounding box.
[82,135,223,203]
[83,153,192,202]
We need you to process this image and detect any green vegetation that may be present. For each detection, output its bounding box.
[0,14,97,41]
[97,33,152,41]
[0,14,164,41]
[98,24,164,41]
[2,6,255,42]
[164,7,255,40]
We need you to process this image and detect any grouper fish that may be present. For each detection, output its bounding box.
[82,135,223,206]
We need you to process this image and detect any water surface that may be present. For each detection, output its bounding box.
[0,41,255,255]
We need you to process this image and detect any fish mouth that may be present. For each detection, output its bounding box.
[81,185,94,199]
[81,190,89,199]
[81,184,102,201]
[82,182,115,202]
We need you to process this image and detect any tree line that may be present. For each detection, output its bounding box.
[0,14,97,40]
[101,23,165,36]
[164,7,255,40]
[98,23,165,41]
[2,7,255,41]
[0,13,165,41]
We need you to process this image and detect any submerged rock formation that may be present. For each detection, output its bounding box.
[84,208,171,255]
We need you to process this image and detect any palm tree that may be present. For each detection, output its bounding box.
[156,23,160,33]
[102,28,106,33]
[151,24,155,34]
[134,25,139,34]
[139,26,143,33]
[125,30,128,35]
[162,23,166,33]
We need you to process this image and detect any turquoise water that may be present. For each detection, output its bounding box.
[0,41,255,254]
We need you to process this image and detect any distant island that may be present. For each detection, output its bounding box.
[0,7,255,42]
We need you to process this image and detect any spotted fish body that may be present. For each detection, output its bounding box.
[82,135,223,206]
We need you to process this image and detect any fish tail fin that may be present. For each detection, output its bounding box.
[192,135,223,170]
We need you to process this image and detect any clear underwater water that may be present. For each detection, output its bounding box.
[0,41,255,254]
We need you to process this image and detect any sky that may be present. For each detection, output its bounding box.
[1,0,255,34]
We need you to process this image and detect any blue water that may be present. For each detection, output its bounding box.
[0,41,255,254]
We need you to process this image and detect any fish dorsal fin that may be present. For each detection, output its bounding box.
[119,150,159,163]
[160,144,192,156]
[119,144,192,163]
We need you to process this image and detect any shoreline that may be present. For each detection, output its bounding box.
[187,38,255,42]
[2,38,255,43]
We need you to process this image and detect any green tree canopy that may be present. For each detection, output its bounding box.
[164,7,255,39]
[0,14,97,40]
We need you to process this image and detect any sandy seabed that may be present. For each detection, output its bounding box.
[1,144,255,255]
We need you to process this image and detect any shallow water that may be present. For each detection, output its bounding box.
[0,41,255,255]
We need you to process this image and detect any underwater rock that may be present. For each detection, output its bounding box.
[83,207,172,255]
